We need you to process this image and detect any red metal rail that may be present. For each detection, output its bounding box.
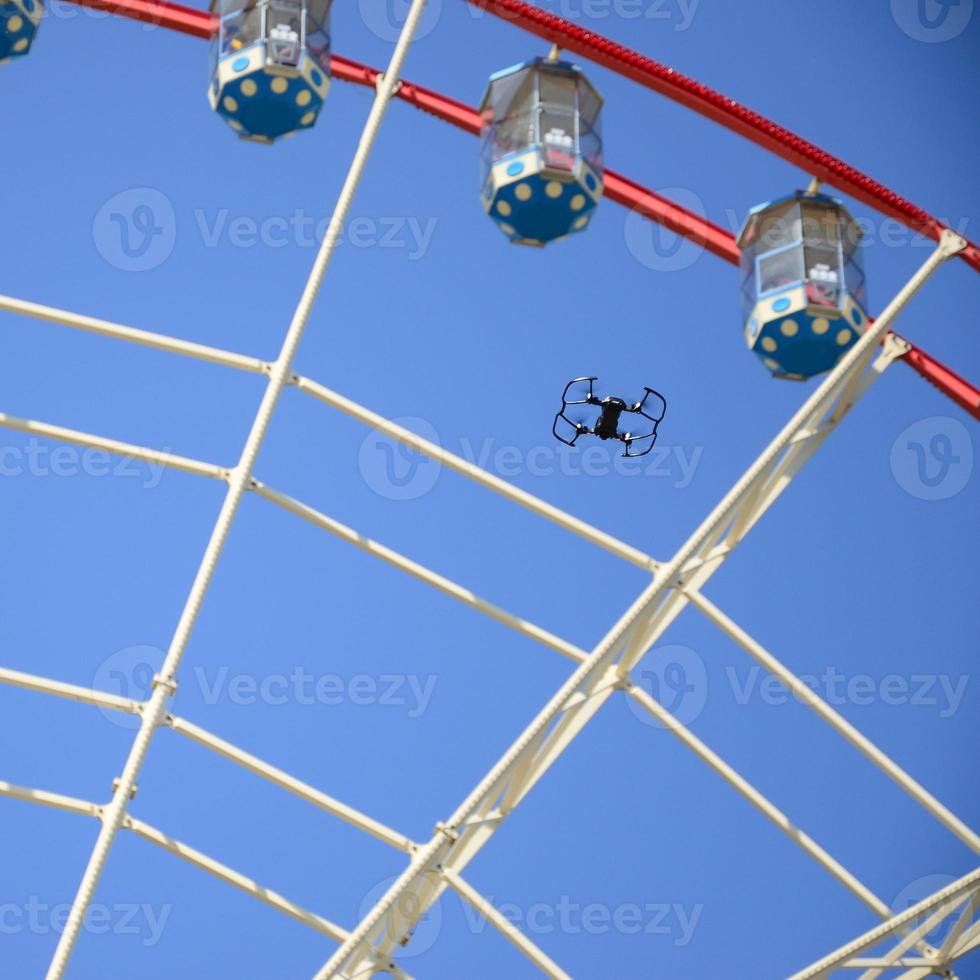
[467,0,980,275]
[59,0,980,418]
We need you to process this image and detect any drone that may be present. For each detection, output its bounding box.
[552,377,667,458]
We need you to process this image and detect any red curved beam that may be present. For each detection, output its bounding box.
[467,0,980,275]
[57,0,980,418]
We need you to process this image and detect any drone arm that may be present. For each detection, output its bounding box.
[633,386,668,422]
[553,411,589,447]
[561,376,598,406]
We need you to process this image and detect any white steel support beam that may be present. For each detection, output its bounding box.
[125,816,353,945]
[0,780,410,977]
[0,412,227,482]
[0,403,630,666]
[441,869,573,980]
[165,715,415,854]
[0,292,659,573]
[683,589,980,854]
[0,293,269,374]
[253,481,589,663]
[0,667,141,718]
[624,684,893,919]
[293,376,658,572]
[0,667,414,852]
[315,233,966,978]
[42,4,430,975]
[0,780,101,820]
[789,868,980,979]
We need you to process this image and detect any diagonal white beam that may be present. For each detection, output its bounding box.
[165,715,415,854]
[294,375,658,572]
[951,918,980,957]
[315,229,966,979]
[0,290,661,574]
[684,589,980,854]
[933,890,980,962]
[442,869,572,979]
[253,481,588,663]
[0,293,269,374]
[0,401,639,664]
[0,667,141,717]
[789,868,980,979]
[0,779,101,820]
[125,816,354,945]
[317,233,965,980]
[851,894,962,977]
[625,684,893,918]
[0,667,415,854]
[42,4,431,974]
[0,780,409,978]
[0,412,226,481]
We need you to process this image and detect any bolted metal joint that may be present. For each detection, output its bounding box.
[151,674,177,697]
[111,778,138,801]
[939,228,968,258]
[434,821,459,845]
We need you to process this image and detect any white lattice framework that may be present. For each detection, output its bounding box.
[1,4,978,977]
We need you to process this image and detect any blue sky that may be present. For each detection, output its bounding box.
[1,0,978,977]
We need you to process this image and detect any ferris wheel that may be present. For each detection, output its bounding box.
[1,0,978,977]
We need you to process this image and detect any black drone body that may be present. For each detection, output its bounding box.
[553,377,667,458]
